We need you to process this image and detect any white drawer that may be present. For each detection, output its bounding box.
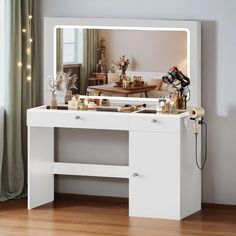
[129,115,181,133]
[27,110,129,131]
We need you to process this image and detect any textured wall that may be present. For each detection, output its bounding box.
[37,0,236,205]
[99,29,187,73]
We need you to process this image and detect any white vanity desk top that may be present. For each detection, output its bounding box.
[27,106,190,133]
[28,105,189,118]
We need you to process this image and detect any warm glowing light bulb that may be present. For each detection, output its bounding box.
[27,65,31,69]
[29,15,32,19]
[29,38,33,43]
[27,76,31,81]
[27,48,31,54]
[22,29,26,33]
[17,62,23,67]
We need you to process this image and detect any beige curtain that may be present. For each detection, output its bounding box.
[0,107,3,185]
[81,29,98,94]
[56,28,63,73]
[0,0,39,201]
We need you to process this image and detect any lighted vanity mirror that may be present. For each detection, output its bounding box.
[44,18,201,106]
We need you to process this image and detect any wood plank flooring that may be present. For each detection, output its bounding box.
[0,195,236,236]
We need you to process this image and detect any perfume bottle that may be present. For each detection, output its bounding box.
[68,96,79,110]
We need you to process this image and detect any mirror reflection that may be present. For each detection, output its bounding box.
[56,28,187,99]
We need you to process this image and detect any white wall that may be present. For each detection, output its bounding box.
[99,29,187,74]
[37,0,236,205]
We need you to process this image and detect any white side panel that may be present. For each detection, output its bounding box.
[180,122,201,218]
[129,131,181,220]
[28,127,54,209]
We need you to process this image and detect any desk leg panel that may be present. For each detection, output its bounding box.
[28,127,54,209]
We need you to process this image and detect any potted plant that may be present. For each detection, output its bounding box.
[48,72,64,109]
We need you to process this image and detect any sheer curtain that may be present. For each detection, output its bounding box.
[0,0,6,195]
[56,28,63,72]
[0,0,39,201]
[81,29,98,94]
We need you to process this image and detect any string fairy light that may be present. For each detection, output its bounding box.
[17,62,23,67]
[21,6,33,82]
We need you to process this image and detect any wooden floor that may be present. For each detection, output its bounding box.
[0,195,236,236]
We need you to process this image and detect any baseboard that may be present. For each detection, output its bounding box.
[55,192,128,204]
[202,202,236,209]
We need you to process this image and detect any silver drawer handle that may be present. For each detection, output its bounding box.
[132,173,139,177]
[74,115,80,120]
[152,119,158,124]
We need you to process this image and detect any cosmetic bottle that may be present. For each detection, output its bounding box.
[165,97,171,113]
[183,95,187,110]
[68,96,79,110]
[160,98,166,114]
[170,93,176,113]
[170,101,175,114]
[177,92,184,110]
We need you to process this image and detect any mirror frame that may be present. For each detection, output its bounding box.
[44,17,201,106]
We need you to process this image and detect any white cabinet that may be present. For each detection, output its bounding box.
[129,131,181,219]
[129,117,201,220]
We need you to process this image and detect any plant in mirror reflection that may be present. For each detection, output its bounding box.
[64,70,78,90]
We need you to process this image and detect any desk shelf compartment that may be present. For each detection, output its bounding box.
[53,162,129,179]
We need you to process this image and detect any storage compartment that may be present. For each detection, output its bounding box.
[129,115,181,133]
[27,109,129,130]
[129,131,181,219]
[54,128,129,197]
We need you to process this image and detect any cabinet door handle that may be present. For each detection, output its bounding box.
[74,115,80,120]
[152,119,158,124]
[132,173,139,177]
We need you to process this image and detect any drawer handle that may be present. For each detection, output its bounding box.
[152,119,158,124]
[132,173,139,177]
[74,115,80,120]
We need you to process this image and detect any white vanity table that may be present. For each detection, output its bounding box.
[29,17,202,220]
[27,107,201,220]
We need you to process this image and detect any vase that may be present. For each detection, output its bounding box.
[121,68,126,76]
[64,89,72,104]
[50,93,57,109]
[119,68,127,86]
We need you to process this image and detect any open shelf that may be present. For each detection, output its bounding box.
[53,162,129,179]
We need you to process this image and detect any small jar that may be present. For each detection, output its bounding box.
[101,99,110,106]
[94,99,101,106]
[68,96,79,110]
[88,101,97,110]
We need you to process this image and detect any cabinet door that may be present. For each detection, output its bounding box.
[129,131,181,220]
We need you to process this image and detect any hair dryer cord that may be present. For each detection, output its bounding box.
[195,121,208,170]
